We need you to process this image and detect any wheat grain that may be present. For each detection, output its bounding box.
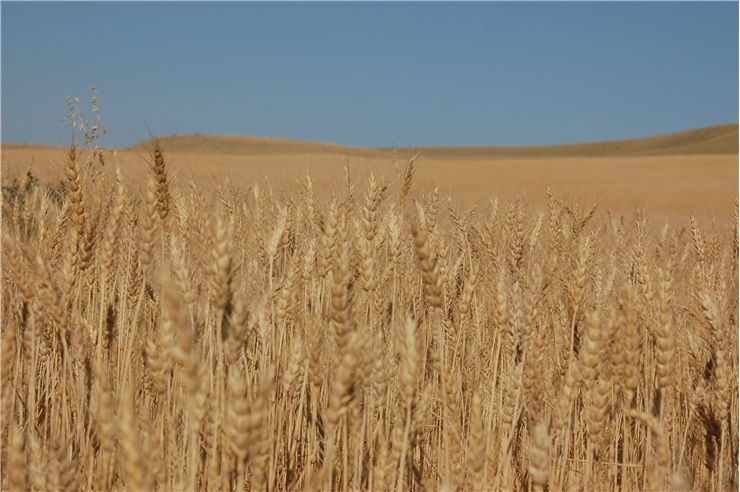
[3,141,737,492]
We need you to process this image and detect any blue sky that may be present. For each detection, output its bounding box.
[2,2,738,147]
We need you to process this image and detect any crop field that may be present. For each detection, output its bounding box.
[1,126,738,492]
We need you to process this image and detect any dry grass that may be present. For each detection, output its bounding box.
[1,133,738,492]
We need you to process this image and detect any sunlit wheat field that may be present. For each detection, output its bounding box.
[4,0,739,489]
[1,119,738,491]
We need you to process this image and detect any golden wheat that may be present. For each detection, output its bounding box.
[0,139,737,492]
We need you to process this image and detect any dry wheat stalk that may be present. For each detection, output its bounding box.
[2,142,737,492]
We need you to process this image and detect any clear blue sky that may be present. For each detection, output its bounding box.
[2,1,738,148]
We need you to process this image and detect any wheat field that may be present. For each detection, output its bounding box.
[1,134,738,492]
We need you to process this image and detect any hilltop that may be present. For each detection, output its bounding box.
[126,122,738,158]
[4,122,737,159]
[127,134,386,158]
[390,122,739,159]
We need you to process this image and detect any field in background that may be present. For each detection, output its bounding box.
[1,124,738,491]
[2,122,738,223]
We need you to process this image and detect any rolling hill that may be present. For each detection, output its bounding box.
[3,122,737,159]
[127,134,387,158]
[126,122,738,158]
[389,122,739,159]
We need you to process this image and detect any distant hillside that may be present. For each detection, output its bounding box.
[5,123,737,159]
[381,122,739,159]
[130,123,738,158]
[2,143,74,152]
[128,133,386,158]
